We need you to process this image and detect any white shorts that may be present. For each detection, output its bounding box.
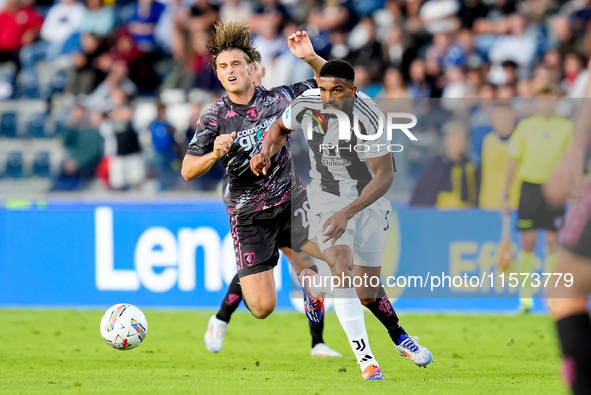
[307,188,392,267]
[109,154,146,189]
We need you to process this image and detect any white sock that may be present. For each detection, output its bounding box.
[333,288,377,371]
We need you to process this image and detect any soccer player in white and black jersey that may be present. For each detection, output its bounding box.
[251,59,434,379]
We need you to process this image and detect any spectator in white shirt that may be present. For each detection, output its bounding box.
[487,13,538,85]
[19,0,85,97]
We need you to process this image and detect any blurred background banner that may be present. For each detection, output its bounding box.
[0,200,548,312]
[0,200,295,308]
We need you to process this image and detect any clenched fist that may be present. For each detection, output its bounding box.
[250,152,271,176]
[213,132,236,159]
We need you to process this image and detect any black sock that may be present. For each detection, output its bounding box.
[557,313,591,395]
[310,313,325,348]
[365,285,408,345]
[215,273,243,323]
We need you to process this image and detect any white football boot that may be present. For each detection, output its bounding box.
[204,315,228,353]
[395,336,433,367]
[310,343,342,357]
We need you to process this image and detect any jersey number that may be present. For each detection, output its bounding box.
[294,200,312,228]
[384,210,390,231]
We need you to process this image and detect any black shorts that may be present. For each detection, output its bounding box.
[517,181,565,231]
[231,192,309,278]
[562,183,591,259]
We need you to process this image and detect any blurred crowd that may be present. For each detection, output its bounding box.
[0,0,590,199]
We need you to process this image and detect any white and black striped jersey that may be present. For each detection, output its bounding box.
[282,89,393,199]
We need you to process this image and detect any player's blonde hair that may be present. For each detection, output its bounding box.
[207,20,258,69]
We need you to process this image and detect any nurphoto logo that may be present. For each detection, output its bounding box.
[302,109,419,153]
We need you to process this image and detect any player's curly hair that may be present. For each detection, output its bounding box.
[206,20,258,69]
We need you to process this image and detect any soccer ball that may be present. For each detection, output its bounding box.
[100,303,148,350]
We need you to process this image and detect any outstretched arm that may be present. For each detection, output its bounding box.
[250,118,291,176]
[287,31,326,78]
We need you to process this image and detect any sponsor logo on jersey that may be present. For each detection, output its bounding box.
[225,109,238,119]
[319,143,351,166]
[236,117,277,151]
[263,96,278,106]
[321,156,351,167]
[236,117,277,138]
[256,128,267,141]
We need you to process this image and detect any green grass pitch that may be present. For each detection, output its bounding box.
[0,309,567,394]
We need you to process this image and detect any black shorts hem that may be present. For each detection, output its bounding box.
[237,263,276,278]
[291,232,308,254]
[516,222,560,231]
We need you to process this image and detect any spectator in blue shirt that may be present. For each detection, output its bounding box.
[126,0,165,53]
[149,101,180,191]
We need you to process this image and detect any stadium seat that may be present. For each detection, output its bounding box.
[47,71,67,98]
[160,89,186,105]
[132,101,158,133]
[52,118,65,136]
[32,151,51,177]
[0,112,17,138]
[5,151,24,178]
[18,70,41,99]
[26,113,48,138]
[0,75,14,100]
[166,103,191,134]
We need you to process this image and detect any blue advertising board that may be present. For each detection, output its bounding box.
[0,200,552,312]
